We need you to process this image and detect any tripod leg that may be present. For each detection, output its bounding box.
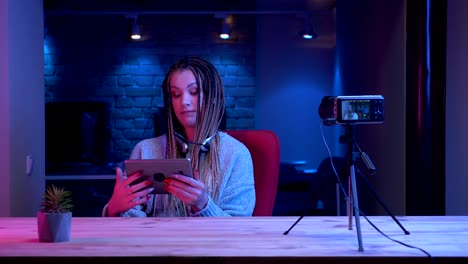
[348,175,353,230]
[336,183,341,216]
[356,168,410,235]
[283,194,315,235]
[350,165,364,252]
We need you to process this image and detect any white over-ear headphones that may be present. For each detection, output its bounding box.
[174,132,217,153]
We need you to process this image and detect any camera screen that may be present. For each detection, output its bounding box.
[341,99,372,121]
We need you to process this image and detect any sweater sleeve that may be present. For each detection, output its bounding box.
[190,144,256,217]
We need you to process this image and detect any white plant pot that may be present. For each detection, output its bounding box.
[37,211,72,242]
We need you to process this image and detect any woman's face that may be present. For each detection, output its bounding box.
[169,70,203,130]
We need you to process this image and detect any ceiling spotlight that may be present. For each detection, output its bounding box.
[131,16,141,40]
[219,17,231,40]
[300,24,318,40]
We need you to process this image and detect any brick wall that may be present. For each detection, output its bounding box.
[44,14,256,162]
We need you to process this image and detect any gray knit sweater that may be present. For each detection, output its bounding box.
[107,131,255,217]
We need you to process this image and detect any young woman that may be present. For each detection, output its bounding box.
[104,57,255,217]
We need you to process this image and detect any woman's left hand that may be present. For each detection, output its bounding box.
[163,170,208,212]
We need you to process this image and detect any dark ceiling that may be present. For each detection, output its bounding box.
[44,0,336,13]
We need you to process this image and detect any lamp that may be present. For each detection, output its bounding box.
[297,15,318,40]
[299,22,318,39]
[131,16,141,40]
[218,15,231,40]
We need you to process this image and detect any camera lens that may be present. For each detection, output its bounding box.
[153,173,165,182]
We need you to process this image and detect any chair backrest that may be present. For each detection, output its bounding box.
[225,130,280,216]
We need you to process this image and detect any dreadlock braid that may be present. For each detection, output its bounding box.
[161,56,225,216]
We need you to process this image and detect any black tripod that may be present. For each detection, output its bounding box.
[284,125,410,252]
[341,125,410,235]
[340,125,410,251]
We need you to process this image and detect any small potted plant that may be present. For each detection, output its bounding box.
[37,184,73,242]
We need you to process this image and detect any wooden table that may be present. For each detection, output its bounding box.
[0,216,467,264]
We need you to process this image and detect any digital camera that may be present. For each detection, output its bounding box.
[318,95,384,125]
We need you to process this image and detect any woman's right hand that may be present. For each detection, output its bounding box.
[106,167,154,217]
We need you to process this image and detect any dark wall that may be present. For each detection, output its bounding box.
[255,0,337,171]
[44,11,256,162]
[446,0,468,215]
[336,0,406,215]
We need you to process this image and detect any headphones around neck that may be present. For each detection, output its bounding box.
[174,132,217,153]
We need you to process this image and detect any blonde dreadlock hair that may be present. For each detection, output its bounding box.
[161,56,225,216]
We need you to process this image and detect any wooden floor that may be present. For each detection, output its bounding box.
[0,216,467,264]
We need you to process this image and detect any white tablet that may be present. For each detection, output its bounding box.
[124,158,193,194]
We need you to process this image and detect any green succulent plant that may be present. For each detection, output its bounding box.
[40,185,73,213]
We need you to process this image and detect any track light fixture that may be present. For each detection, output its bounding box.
[216,14,231,40]
[297,15,318,40]
[131,16,141,40]
[219,19,230,39]
[45,11,327,42]
[300,24,318,39]
[299,19,318,39]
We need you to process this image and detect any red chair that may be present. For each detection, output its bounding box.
[225,130,280,216]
